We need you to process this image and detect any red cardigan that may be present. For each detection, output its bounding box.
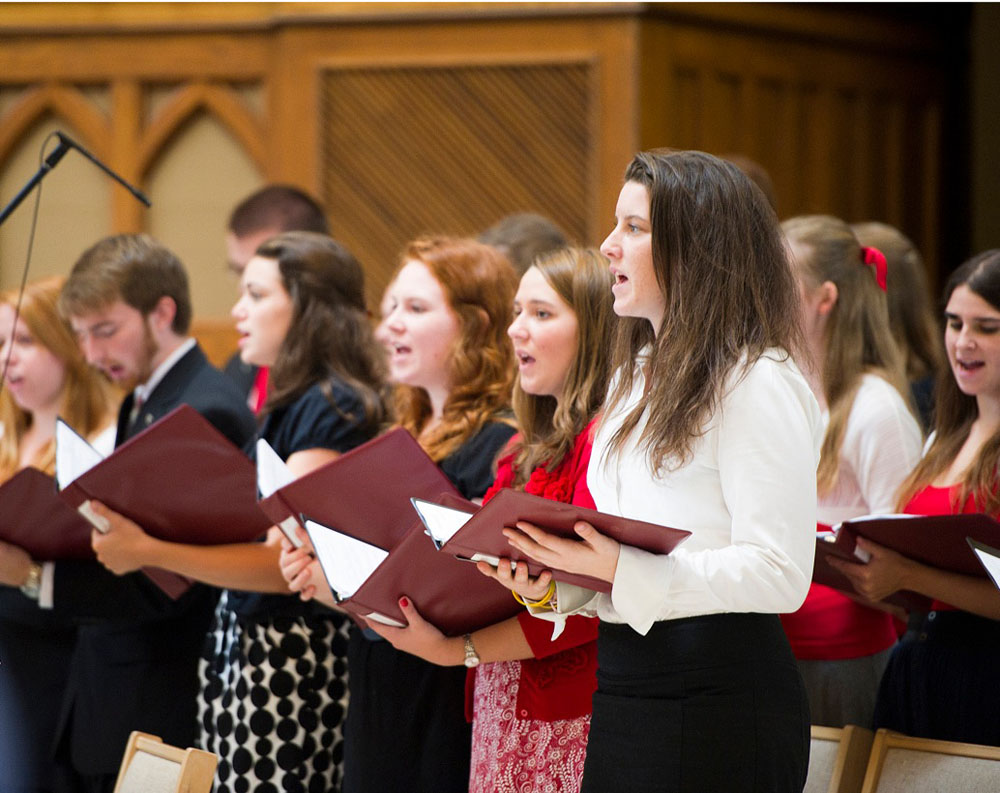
[465,425,599,722]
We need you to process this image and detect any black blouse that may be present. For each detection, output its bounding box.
[228,377,379,620]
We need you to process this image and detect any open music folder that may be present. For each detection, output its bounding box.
[256,426,466,550]
[56,405,271,598]
[0,467,94,559]
[811,512,1000,610]
[256,426,515,634]
[411,490,692,594]
[303,514,523,635]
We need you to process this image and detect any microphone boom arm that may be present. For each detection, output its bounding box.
[0,132,150,228]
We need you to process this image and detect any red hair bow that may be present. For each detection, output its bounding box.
[862,246,887,292]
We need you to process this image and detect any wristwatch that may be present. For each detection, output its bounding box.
[20,561,42,601]
[462,633,480,668]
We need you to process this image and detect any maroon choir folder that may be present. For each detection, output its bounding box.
[414,488,693,594]
[0,467,94,559]
[812,534,931,613]
[258,426,463,549]
[58,405,271,598]
[311,517,524,637]
[812,513,1000,610]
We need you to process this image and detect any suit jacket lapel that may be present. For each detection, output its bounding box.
[115,345,207,446]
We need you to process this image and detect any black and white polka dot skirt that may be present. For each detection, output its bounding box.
[199,591,351,793]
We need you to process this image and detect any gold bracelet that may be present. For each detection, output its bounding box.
[511,579,556,608]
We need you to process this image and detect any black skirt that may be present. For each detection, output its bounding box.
[342,627,471,793]
[581,613,810,793]
[874,609,1000,746]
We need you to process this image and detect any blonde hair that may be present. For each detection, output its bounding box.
[509,248,615,486]
[782,215,912,494]
[851,221,945,383]
[0,277,117,480]
[390,237,517,462]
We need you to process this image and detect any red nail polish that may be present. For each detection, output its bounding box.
[400,597,409,608]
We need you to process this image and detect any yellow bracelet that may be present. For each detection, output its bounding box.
[512,579,556,608]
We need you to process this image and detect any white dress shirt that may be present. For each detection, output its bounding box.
[544,349,823,636]
[817,373,923,525]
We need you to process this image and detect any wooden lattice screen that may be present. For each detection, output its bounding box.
[319,61,593,308]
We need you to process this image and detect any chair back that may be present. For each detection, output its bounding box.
[113,731,218,793]
[806,724,874,793]
[860,728,1000,792]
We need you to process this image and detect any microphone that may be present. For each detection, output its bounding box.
[55,132,151,207]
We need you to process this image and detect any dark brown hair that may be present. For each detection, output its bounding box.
[605,149,800,473]
[257,232,388,433]
[478,212,569,276]
[897,249,1000,513]
[228,185,329,237]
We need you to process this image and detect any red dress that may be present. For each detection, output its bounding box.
[468,426,599,793]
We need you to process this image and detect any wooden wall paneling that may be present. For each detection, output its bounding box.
[590,18,639,235]
[317,57,594,306]
[273,16,637,266]
[920,101,942,282]
[801,84,837,215]
[110,79,144,233]
[840,88,871,223]
[0,6,957,309]
[0,32,269,83]
[638,19,672,151]
[136,82,268,179]
[269,26,315,189]
[882,98,905,230]
[648,14,945,278]
[0,82,111,163]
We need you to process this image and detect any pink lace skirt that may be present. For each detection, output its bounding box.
[470,659,590,793]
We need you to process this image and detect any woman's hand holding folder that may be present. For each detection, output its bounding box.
[476,554,554,603]
[827,536,914,602]
[498,520,622,590]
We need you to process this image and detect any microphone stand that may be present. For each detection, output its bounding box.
[0,137,72,227]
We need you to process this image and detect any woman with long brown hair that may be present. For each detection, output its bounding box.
[0,277,117,792]
[832,249,1000,746]
[485,150,823,792]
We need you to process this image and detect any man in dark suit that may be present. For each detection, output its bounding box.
[4,234,255,793]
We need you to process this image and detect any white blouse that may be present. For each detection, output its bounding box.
[545,349,823,636]
[817,373,922,526]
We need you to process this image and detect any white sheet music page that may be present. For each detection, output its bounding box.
[55,417,105,490]
[256,438,295,499]
[972,544,1000,592]
[410,498,473,546]
[303,519,388,600]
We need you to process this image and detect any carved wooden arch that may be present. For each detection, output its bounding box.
[136,82,267,180]
[0,83,111,165]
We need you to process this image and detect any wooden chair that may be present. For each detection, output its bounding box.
[806,724,874,793]
[860,728,1000,792]
[112,731,218,793]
